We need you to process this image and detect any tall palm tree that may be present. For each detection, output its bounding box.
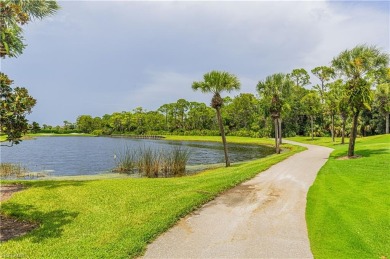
[332,45,389,157]
[257,73,293,154]
[192,71,241,167]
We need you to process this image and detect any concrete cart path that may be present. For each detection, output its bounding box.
[143,140,333,258]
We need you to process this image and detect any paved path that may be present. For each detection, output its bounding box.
[143,140,333,258]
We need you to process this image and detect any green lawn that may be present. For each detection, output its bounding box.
[0,137,302,258]
[290,135,390,259]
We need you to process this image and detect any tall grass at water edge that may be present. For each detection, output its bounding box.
[113,145,190,177]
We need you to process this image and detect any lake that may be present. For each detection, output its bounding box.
[0,136,274,177]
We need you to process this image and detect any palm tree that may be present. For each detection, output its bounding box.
[192,71,241,167]
[257,73,293,154]
[332,45,389,157]
[0,0,60,58]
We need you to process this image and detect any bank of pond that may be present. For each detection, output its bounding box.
[0,136,275,179]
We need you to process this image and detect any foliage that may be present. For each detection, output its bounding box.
[257,73,293,153]
[192,70,241,167]
[290,68,310,87]
[0,0,59,58]
[301,91,322,139]
[0,138,302,258]
[311,66,335,103]
[0,72,36,146]
[374,74,390,133]
[332,44,389,156]
[302,134,390,258]
[0,0,59,145]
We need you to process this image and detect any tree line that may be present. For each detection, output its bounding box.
[34,44,389,163]
[36,54,388,145]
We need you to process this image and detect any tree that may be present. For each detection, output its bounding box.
[257,73,293,153]
[0,0,59,57]
[224,93,259,131]
[290,68,311,87]
[30,121,41,133]
[338,90,350,144]
[326,79,344,142]
[0,0,59,145]
[311,66,335,103]
[0,73,36,146]
[76,115,94,133]
[158,103,171,131]
[301,91,321,140]
[375,82,390,134]
[332,45,389,157]
[192,71,241,167]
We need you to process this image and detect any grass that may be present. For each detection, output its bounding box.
[0,163,29,178]
[0,137,302,258]
[290,135,390,259]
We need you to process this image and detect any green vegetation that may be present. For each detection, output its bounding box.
[0,163,29,178]
[192,70,241,167]
[114,145,190,177]
[257,73,294,153]
[0,1,59,146]
[332,45,389,157]
[0,139,303,258]
[297,134,390,258]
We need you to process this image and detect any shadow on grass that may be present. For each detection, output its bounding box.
[1,202,79,243]
[355,148,389,157]
[16,180,89,190]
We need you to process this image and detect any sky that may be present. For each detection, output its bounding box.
[1,0,389,126]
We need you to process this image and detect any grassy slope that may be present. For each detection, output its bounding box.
[0,137,302,258]
[290,135,390,259]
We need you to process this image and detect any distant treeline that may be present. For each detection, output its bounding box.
[30,85,388,138]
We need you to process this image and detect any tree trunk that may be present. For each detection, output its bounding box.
[311,116,314,140]
[348,111,359,157]
[216,107,230,167]
[278,118,282,144]
[341,115,346,144]
[274,118,280,154]
[331,114,335,142]
[386,112,389,134]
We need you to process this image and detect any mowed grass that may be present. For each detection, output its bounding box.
[0,137,302,258]
[290,135,390,259]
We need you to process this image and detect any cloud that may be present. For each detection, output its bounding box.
[3,1,388,125]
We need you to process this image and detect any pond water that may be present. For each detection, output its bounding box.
[0,136,274,177]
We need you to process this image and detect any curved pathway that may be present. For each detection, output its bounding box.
[143,140,333,258]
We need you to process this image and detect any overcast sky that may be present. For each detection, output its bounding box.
[2,0,389,126]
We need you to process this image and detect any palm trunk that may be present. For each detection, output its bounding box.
[386,112,389,134]
[216,107,230,167]
[311,116,314,140]
[331,114,335,142]
[278,118,282,144]
[348,111,359,157]
[274,118,280,154]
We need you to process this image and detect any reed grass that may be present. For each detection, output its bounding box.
[0,163,29,177]
[114,146,190,177]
